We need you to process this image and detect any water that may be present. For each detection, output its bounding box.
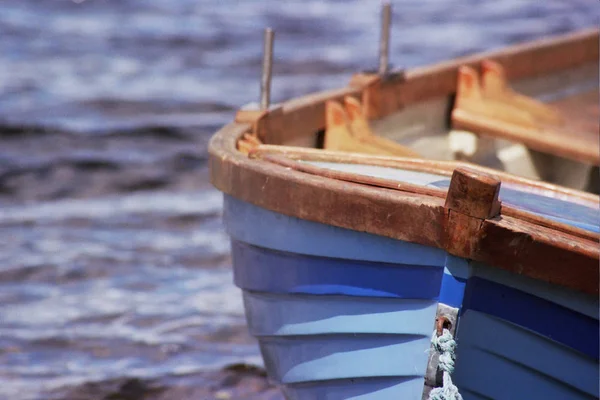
[0,1,598,399]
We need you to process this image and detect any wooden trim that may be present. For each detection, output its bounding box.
[443,168,502,257]
[452,108,600,165]
[209,123,447,251]
[256,152,446,198]
[210,124,599,295]
[351,29,599,119]
[251,148,599,243]
[251,145,598,206]
[477,215,599,295]
[450,60,600,165]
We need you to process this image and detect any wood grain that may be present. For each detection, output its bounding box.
[451,60,599,165]
[445,168,502,219]
[210,30,600,296]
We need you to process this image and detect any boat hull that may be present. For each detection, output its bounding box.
[223,194,599,399]
[451,266,599,400]
[224,194,448,399]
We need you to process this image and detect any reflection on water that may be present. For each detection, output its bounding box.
[0,0,598,398]
[0,190,264,399]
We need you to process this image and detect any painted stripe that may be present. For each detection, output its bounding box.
[258,334,431,383]
[224,194,446,266]
[462,277,599,359]
[455,310,599,398]
[231,240,443,299]
[283,376,426,400]
[456,346,595,400]
[471,261,599,320]
[243,291,437,336]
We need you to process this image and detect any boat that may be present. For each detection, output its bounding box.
[209,9,599,399]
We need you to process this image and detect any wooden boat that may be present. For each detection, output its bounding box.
[209,23,599,400]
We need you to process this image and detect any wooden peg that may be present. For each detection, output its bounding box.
[445,167,501,219]
[444,167,502,257]
[480,60,507,97]
[237,139,254,155]
[243,133,262,146]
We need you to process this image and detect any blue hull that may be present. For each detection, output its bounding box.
[453,269,599,399]
[225,195,447,399]
[224,194,599,399]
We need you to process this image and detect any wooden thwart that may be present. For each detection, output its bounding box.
[452,60,600,165]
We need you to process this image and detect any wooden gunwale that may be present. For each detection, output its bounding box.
[209,121,599,295]
[209,31,600,295]
[251,146,598,205]
[252,151,599,243]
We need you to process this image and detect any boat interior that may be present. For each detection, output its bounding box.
[234,29,599,193]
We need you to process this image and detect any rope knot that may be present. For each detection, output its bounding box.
[431,329,457,373]
[428,327,462,400]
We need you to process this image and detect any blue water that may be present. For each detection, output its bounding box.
[0,0,598,399]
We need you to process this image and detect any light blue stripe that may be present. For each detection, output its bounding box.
[224,194,446,266]
[243,291,438,336]
[283,376,426,400]
[444,255,472,279]
[258,334,431,383]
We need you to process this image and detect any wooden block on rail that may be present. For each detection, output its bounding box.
[444,167,502,258]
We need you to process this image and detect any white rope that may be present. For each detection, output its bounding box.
[428,328,463,400]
